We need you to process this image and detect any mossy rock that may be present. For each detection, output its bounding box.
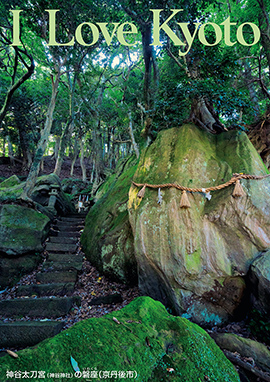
[0,182,25,203]
[31,174,75,215]
[0,297,240,382]
[61,178,89,195]
[129,124,270,325]
[34,173,61,188]
[0,173,74,215]
[0,204,50,256]
[94,158,134,202]
[0,175,21,188]
[81,156,138,284]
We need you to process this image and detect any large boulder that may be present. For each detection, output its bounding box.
[128,124,270,325]
[0,297,240,382]
[249,249,270,315]
[0,204,50,256]
[81,157,138,284]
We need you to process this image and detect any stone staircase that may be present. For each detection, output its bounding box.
[0,213,87,349]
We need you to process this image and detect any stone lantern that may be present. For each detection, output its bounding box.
[48,185,60,209]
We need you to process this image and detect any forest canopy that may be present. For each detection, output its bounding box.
[0,0,270,192]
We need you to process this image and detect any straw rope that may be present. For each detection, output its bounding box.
[132,173,270,193]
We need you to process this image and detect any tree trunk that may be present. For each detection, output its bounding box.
[0,49,34,128]
[79,137,87,181]
[27,150,32,169]
[90,159,95,184]
[6,135,14,166]
[70,139,79,176]
[40,157,44,172]
[140,24,159,140]
[18,124,30,169]
[54,70,77,176]
[187,97,226,134]
[2,136,6,156]
[21,73,60,199]
[257,0,270,79]
[52,136,61,160]
[128,112,139,159]
[54,119,74,176]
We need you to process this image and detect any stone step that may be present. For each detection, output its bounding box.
[56,223,84,231]
[67,213,87,218]
[0,321,64,348]
[45,243,77,253]
[57,231,81,238]
[16,283,75,297]
[58,218,85,223]
[49,236,77,244]
[47,253,83,263]
[42,260,82,272]
[36,270,77,283]
[0,296,80,318]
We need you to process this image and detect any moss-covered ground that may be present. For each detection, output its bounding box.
[0,297,240,382]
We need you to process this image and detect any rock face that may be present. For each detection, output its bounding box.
[81,157,138,284]
[0,297,240,382]
[249,249,270,315]
[128,124,270,325]
[0,205,50,256]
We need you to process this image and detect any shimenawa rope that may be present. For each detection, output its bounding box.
[132,173,270,208]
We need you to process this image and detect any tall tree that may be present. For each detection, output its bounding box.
[0,1,35,127]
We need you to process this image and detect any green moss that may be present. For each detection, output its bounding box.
[0,183,25,203]
[0,297,240,382]
[0,205,50,256]
[184,248,202,273]
[35,173,61,187]
[81,156,138,283]
[0,175,21,188]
